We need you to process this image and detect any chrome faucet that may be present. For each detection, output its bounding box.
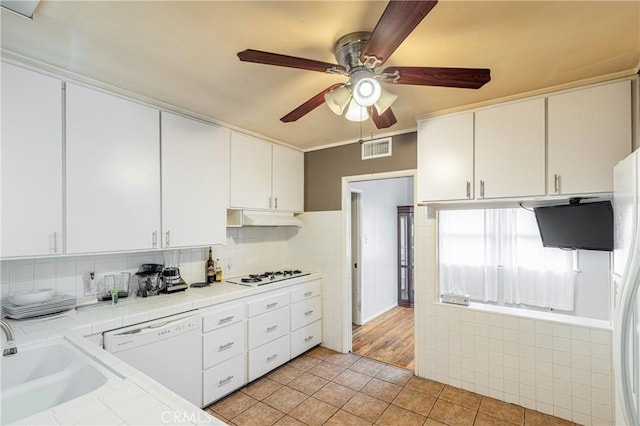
[1,319,18,356]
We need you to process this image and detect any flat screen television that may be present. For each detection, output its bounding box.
[533,200,613,251]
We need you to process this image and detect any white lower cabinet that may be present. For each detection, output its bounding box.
[291,320,322,358]
[290,280,322,358]
[203,354,246,405]
[203,321,245,368]
[248,306,290,350]
[248,334,290,382]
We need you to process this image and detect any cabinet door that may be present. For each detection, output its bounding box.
[548,80,632,195]
[417,113,474,202]
[475,98,546,199]
[229,132,272,209]
[272,144,304,212]
[66,84,161,253]
[1,63,63,257]
[161,112,227,248]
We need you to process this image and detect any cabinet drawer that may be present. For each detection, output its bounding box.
[203,321,245,369]
[203,354,246,405]
[247,292,289,317]
[248,334,290,382]
[290,280,322,303]
[291,320,322,358]
[202,304,244,333]
[290,296,322,330]
[248,306,289,350]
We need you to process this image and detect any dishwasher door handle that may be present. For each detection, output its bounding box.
[114,314,198,336]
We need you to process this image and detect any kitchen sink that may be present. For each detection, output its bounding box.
[0,338,122,424]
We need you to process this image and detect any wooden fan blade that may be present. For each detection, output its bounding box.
[383,66,491,89]
[238,49,344,73]
[281,84,343,123]
[371,107,397,129]
[361,1,438,65]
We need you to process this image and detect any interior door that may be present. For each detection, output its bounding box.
[351,191,362,325]
[397,206,414,308]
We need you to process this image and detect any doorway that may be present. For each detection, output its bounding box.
[346,174,415,369]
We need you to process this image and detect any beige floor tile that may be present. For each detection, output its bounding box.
[475,412,521,426]
[210,391,258,420]
[375,404,427,426]
[479,397,524,425]
[306,346,338,360]
[267,365,304,385]
[524,409,573,426]
[349,357,386,377]
[392,386,437,416]
[342,392,389,423]
[307,360,346,380]
[288,355,322,371]
[232,401,284,426]
[428,399,477,426]
[334,368,372,391]
[404,376,445,397]
[324,352,361,368]
[360,377,402,403]
[313,381,357,408]
[273,415,305,426]
[439,385,482,410]
[288,396,338,425]
[424,418,448,426]
[287,372,329,396]
[262,386,308,413]
[374,365,413,386]
[241,377,283,401]
[324,409,373,426]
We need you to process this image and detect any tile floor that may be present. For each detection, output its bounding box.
[206,346,580,426]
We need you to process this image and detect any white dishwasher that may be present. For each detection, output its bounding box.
[103,311,202,407]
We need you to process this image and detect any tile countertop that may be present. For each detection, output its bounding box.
[2,273,322,426]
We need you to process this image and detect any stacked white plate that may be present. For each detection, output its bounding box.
[3,294,77,319]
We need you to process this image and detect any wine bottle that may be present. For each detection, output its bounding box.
[215,258,222,282]
[206,248,216,284]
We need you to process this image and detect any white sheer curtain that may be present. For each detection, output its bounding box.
[439,208,576,311]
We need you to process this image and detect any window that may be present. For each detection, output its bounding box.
[438,208,576,312]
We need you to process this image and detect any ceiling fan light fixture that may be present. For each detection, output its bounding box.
[351,69,382,107]
[345,98,369,122]
[324,86,351,116]
[374,88,398,115]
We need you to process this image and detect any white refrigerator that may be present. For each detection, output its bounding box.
[613,149,640,426]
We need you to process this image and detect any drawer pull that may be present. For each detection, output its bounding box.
[304,291,313,297]
[304,336,314,343]
[218,316,234,324]
[267,354,278,362]
[218,342,234,351]
[266,302,278,309]
[267,325,278,333]
[218,375,234,386]
[304,310,314,316]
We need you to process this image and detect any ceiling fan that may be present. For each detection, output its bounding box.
[237,0,491,129]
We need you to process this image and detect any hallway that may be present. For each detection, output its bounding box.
[352,306,414,370]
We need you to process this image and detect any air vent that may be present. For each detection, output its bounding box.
[361,137,392,160]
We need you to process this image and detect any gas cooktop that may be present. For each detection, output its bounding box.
[227,270,310,287]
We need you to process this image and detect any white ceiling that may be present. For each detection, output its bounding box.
[1,1,638,151]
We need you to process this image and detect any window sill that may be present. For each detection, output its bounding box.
[438,301,612,330]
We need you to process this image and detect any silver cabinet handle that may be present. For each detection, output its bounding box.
[269,197,272,209]
[52,231,58,253]
[480,180,485,198]
[165,231,170,247]
[219,342,234,351]
[304,336,314,343]
[304,310,314,316]
[267,325,278,332]
[218,376,234,386]
[304,291,313,297]
[554,174,561,194]
[274,197,278,209]
[152,231,157,248]
[266,302,278,309]
[218,316,234,325]
[267,354,278,362]
[466,181,471,199]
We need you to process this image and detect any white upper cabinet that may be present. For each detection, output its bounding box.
[66,83,161,254]
[417,112,474,202]
[548,80,632,195]
[229,132,272,210]
[229,132,304,211]
[475,98,546,199]
[1,63,63,257]
[161,112,227,248]
[272,144,304,212]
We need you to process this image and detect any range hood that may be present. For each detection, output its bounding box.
[241,211,303,227]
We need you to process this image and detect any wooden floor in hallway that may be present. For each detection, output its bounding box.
[352,306,414,370]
